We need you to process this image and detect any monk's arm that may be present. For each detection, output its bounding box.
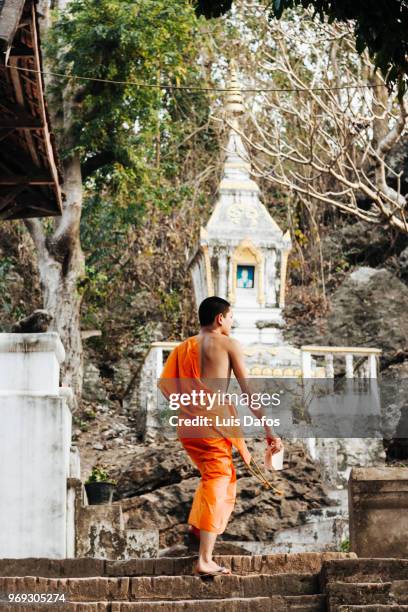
[228,338,281,445]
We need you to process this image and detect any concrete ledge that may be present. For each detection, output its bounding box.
[0,332,65,394]
[0,332,65,363]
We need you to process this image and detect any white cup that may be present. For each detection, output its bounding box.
[271,447,284,471]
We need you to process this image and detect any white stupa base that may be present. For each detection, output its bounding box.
[232,306,285,345]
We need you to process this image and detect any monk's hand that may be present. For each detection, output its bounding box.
[266,434,283,454]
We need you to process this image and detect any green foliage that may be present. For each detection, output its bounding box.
[48,0,204,179]
[85,465,117,485]
[196,0,408,92]
[72,414,89,431]
[77,264,108,301]
[340,537,350,552]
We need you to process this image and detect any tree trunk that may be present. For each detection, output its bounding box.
[24,154,85,406]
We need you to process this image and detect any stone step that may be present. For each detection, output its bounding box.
[111,594,326,610]
[0,601,265,612]
[337,606,408,611]
[281,594,326,611]
[327,581,392,609]
[327,580,408,609]
[0,605,108,612]
[0,573,319,602]
[111,598,290,611]
[321,559,408,587]
[0,552,355,578]
[0,596,325,612]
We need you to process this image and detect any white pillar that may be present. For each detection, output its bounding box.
[0,332,72,558]
[345,353,354,378]
[155,347,164,378]
[227,255,234,302]
[369,354,378,379]
[218,251,228,299]
[325,353,334,378]
[301,350,312,378]
[265,250,277,306]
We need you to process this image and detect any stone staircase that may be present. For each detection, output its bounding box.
[1,554,408,610]
[322,558,408,610]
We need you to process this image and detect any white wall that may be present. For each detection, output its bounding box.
[0,333,73,558]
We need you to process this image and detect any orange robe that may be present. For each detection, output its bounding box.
[158,335,251,535]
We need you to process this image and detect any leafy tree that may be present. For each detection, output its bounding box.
[23,0,214,403]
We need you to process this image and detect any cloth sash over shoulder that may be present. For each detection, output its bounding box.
[158,335,251,466]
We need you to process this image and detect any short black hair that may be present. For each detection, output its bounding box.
[198,296,231,326]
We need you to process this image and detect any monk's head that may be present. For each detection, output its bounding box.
[199,296,232,335]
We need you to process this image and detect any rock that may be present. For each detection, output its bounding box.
[322,222,393,268]
[116,439,333,548]
[92,443,105,451]
[348,266,383,283]
[112,359,135,397]
[11,309,53,333]
[399,246,408,278]
[325,267,408,359]
[381,360,408,461]
[110,438,125,448]
[83,363,109,403]
[115,444,197,498]
[97,404,109,413]
[103,429,116,440]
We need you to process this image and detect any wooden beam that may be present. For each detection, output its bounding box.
[0,129,15,143]
[1,205,60,220]
[0,194,54,220]
[29,3,62,211]
[23,202,57,214]
[9,45,35,58]
[8,54,41,167]
[17,20,31,30]
[0,185,26,212]
[0,117,43,129]
[0,174,54,185]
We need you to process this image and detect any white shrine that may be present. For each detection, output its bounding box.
[188,65,303,375]
[189,67,291,346]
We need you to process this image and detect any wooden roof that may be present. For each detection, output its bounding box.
[0,0,63,220]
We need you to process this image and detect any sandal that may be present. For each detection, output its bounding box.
[194,565,231,577]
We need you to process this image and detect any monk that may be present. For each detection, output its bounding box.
[158,296,282,576]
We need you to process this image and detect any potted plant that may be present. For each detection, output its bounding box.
[84,465,117,505]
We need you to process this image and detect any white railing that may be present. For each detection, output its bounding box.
[144,342,381,380]
[148,341,180,377]
[300,346,381,379]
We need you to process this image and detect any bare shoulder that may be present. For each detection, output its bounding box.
[223,335,244,355]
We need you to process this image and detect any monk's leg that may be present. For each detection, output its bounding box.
[181,438,235,573]
[195,449,236,574]
[197,529,218,572]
